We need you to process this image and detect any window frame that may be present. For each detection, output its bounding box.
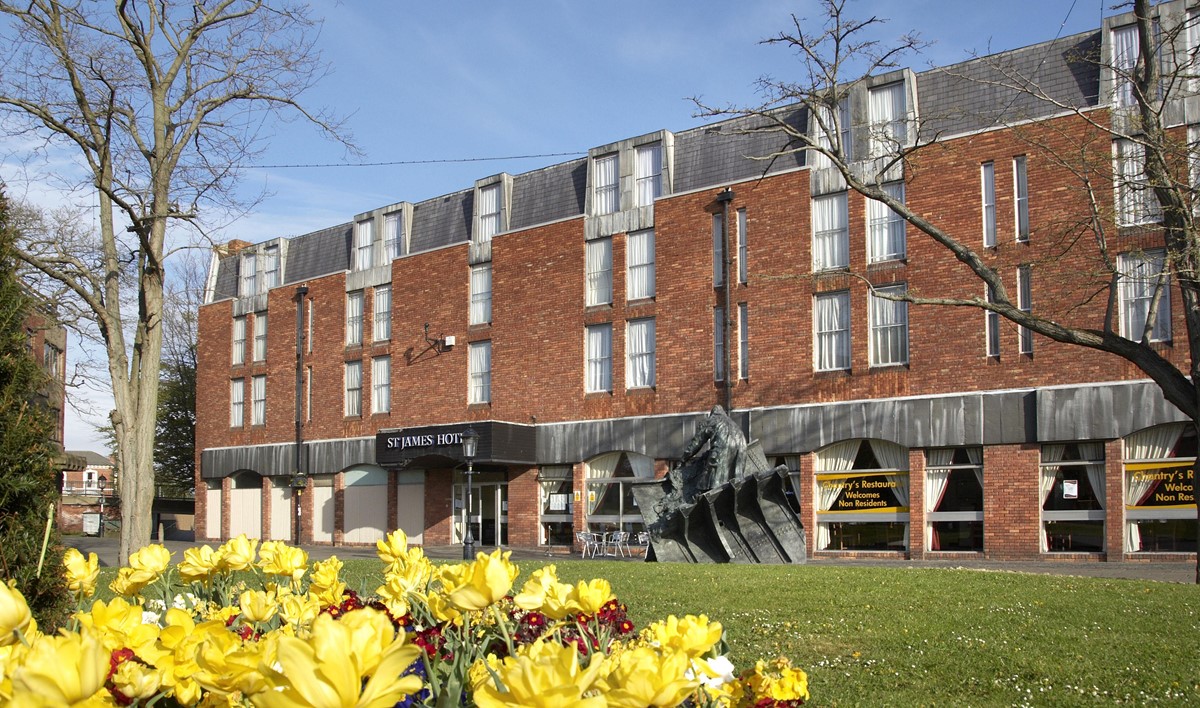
[593,153,619,215]
[346,291,364,346]
[1118,248,1172,342]
[814,291,851,372]
[626,228,656,301]
[354,220,374,271]
[585,323,613,393]
[736,208,748,285]
[981,161,996,247]
[230,378,245,427]
[869,285,909,367]
[812,191,849,271]
[252,312,267,362]
[372,355,391,414]
[374,285,392,342]
[714,306,726,382]
[232,316,246,366]
[868,81,907,157]
[1018,265,1034,354]
[585,237,613,307]
[468,340,492,404]
[251,374,266,426]
[626,317,656,389]
[737,302,749,380]
[634,143,662,207]
[477,183,502,242]
[470,263,493,326]
[1013,156,1029,242]
[344,361,362,417]
[866,182,906,263]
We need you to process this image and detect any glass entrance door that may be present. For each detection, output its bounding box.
[453,482,508,547]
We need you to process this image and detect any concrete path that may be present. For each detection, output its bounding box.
[61,536,1196,584]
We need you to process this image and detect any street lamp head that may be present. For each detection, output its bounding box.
[461,427,479,460]
[98,475,107,492]
[289,474,309,491]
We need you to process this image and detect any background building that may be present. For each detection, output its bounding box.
[196,3,1197,563]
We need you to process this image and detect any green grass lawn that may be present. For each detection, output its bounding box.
[97,559,1200,706]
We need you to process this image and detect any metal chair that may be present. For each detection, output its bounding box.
[606,530,632,557]
[576,531,601,558]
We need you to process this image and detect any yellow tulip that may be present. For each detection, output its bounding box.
[178,545,223,582]
[375,529,409,565]
[446,549,519,611]
[279,593,322,632]
[474,638,606,708]
[9,629,108,706]
[112,658,162,702]
[128,544,172,577]
[62,549,99,598]
[596,645,698,708]
[309,557,347,608]
[76,597,163,659]
[645,614,724,658]
[569,578,614,616]
[239,589,279,624]
[219,534,259,571]
[0,582,32,647]
[259,542,308,583]
[250,612,422,708]
[424,591,462,625]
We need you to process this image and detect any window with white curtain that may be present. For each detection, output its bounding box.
[252,312,267,362]
[374,285,391,341]
[712,213,726,286]
[538,465,574,545]
[626,229,655,300]
[1111,24,1139,108]
[985,284,1000,358]
[468,340,492,404]
[372,356,390,414]
[1040,442,1105,552]
[585,238,612,306]
[869,285,908,366]
[814,439,910,551]
[925,448,983,552]
[263,245,280,289]
[737,208,748,285]
[868,82,907,157]
[1018,265,1034,354]
[809,100,852,168]
[1114,138,1161,226]
[981,161,996,247]
[626,318,656,388]
[230,378,244,427]
[344,361,362,417]
[585,451,653,533]
[240,252,258,297]
[384,212,405,260]
[346,291,364,346]
[812,192,849,271]
[635,143,662,207]
[585,323,612,393]
[477,184,501,242]
[232,316,246,366]
[738,302,749,380]
[1013,156,1030,241]
[713,306,726,382]
[593,153,618,215]
[814,291,850,371]
[251,374,266,426]
[470,263,493,325]
[1119,249,1171,342]
[1123,423,1196,553]
[354,220,374,271]
[866,182,906,263]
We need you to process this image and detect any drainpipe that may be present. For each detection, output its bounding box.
[293,285,309,545]
[716,187,735,414]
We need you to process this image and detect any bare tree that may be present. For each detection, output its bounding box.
[699,0,1199,580]
[0,0,349,563]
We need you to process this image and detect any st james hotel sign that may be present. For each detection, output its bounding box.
[375,421,536,467]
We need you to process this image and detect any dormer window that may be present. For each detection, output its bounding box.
[354,220,374,271]
[594,153,619,215]
[868,82,907,157]
[384,212,405,260]
[477,184,501,242]
[263,245,280,289]
[635,143,662,206]
[240,252,257,297]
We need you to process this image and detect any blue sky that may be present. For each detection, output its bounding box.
[33,0,1107,452]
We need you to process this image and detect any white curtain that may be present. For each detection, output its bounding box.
[870,286,908,365]
[1079,442,1105,509]
[251,375,266,424]
[470,264,492,325]
[712,214,725,285]
[815,440,860,550]
[478,184,500,241]
[1040,444,1065,552]
[1118,250,1170,340]
[925,449,955,551]
[869,82,906,154]
[814,292,850,371]
[635,144,661,206]
[344,362,361,416]
[374,286,391,341]
[594,154,618,214]
[586,324,612,393]
[468,341,491,403]
[713,307,726,381]
[1112,24,1139,107]
[967,447,983,487]
[867,182,905,262]
[346,292,363,345]
[384,213,404,259]
[586,238,612,305]
[626,229,655,300]
[812,192,848,270]
[372,356,390,413]
[626,319,656,388]
[809,104,835,169]
[232,317,246,365]
[586,453,621,515]
[253,312,267,361]
[355,220,374,270]
[873,440,910,509]
[1123,425,1183,552]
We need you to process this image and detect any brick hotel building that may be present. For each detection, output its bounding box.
[196,2,1198,563]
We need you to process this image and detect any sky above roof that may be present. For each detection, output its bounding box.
[4,0,1108,452]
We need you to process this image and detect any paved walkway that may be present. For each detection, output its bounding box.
[62,536,1197,584]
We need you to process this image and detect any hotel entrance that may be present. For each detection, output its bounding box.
[453,473,508,547]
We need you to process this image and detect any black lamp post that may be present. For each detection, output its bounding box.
[461,427,479,559]
[289,473,308,546]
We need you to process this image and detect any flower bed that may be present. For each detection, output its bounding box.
[0,532,809,706]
